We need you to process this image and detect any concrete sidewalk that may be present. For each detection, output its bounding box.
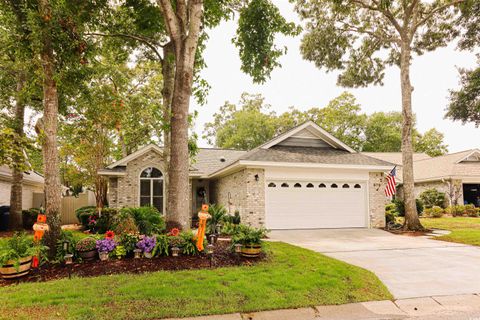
[166,294,480,320]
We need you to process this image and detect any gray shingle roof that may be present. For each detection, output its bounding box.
[238,146,395,166]
[362,152,431,166]
[193,148,247,175]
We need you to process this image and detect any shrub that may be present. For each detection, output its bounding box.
[223,211,241,225]
[152,234,170,256]
[22,208,42,230]
[112,213,139,235]
[180,231,200,255]
[207,204,227,234]
[446,205,466,217]
[75,206,97,227]
[424,206,444,218]
[385,203,398,224]
[95,208,119,234]
[419,189,446,209]
[55,230,85,263]
[231,224,268,246]
[119,233,140,254]
[0,232,39,269]
[465,204,478,217]
[120,207,166,235]
[221,222,241,236]
[392,199,424,216]
[113,245,126,259]
[75,237,97,252]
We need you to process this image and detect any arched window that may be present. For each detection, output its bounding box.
[331,183,338,188]
[319,183,326,188]
[268,182,276,188]
[281,183,289,188]
[342,184,350,188]
[140,167,163,213]
[354,184,362,189]
[294,183,302,188]
[306,183,314,188]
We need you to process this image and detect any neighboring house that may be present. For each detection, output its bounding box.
[365,150,480,206]
[0,166,44,210]
[99,121,395,229]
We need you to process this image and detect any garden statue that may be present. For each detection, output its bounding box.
[32,210,49,267]
[196,204,211,251]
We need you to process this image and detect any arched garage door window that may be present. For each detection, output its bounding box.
[139,167,163,213]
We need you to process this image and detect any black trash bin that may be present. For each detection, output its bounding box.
[0,206,10,231]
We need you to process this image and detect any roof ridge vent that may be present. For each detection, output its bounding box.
[219,156,226,162]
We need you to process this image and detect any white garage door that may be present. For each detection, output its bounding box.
[265,181,367,229]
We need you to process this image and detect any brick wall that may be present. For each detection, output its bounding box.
[368,172,388,228]
[211,168,265,228]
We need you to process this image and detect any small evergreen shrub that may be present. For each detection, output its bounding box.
[424,206,444,218]
[75,206,97,227]
[419,189,446,209]
[465,204,478,217]
[119,207,166,235]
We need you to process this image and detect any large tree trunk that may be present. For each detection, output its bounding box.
[167,57,192,229]
[400,44,423,231]
[39,0,62,256]
[9,73,26,230]
[161,42,175,216]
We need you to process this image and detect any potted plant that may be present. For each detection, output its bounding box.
[0,232,39,279]
[232,225,268,258]
[75,237,98,261]
[137,236,156,258]
[96,238,117,261]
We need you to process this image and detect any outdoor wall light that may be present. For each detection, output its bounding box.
[254,174,259,181]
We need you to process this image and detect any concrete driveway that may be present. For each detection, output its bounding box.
[269,229,480,299]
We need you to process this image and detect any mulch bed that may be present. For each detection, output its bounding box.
[0,240,266,287]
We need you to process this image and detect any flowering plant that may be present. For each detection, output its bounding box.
[88,216,97,228]
[137,236,156,253]
[105,230,115,239]
[75,237,97,252]
[169,228,180,237]
[96,238,117,253]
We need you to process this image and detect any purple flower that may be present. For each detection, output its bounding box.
[96,238,117,253]
[137,236,156,253]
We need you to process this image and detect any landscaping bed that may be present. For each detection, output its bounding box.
[0,242,391,320]
[0,240,264,286]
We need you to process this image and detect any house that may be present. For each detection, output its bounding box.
[365,150,480,206]
[0,166,44,210]
[99,121,396,229]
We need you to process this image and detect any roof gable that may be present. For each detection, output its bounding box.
[106,144,163,169]
[457,149,480,163]
[260,121,355,153]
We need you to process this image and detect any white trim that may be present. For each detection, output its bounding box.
[97,170,126,177]
[206,160,393,179]
[260,121,356,153]
[107,144,163,169]
[456,149,480,164]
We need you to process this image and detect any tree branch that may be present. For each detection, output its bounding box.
[413,0,465,31]
[157,0,182,46]
[184,0,204,66]
[85,32,164,62]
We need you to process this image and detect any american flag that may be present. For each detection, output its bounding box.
[385,167,397,197]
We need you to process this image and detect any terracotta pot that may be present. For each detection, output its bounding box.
[0,256,32,279]
[241,244,262,258]
[79,249,97,261]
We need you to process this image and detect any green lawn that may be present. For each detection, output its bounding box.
[0,242,391,320]
[421,217,480,246]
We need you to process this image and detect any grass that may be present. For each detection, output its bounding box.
[0,242,391,320]
[421,217,480,246]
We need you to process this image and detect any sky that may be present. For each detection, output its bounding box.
[191,1,479,153]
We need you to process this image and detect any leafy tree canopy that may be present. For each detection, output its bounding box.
[204,92,448,157]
